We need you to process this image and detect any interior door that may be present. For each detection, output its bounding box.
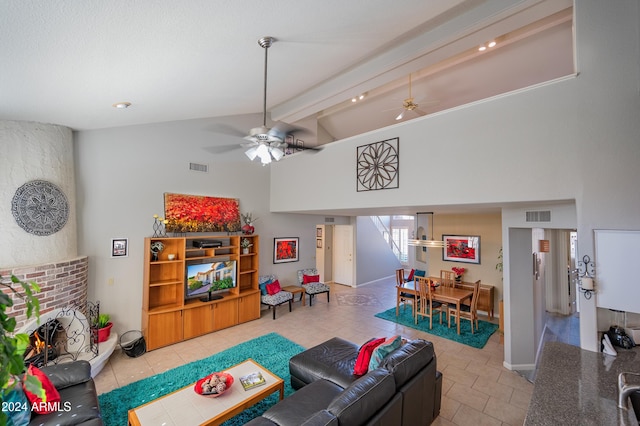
[333,225,354,286]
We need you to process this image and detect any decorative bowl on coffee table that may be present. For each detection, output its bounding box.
[194,372,234,397]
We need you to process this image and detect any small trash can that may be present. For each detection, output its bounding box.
[120,330,146,358]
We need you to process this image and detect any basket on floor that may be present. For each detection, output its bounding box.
[120,330,146,358]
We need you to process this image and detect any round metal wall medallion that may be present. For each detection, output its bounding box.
[11,180,69,236]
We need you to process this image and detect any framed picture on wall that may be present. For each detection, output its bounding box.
[274,237,299,263]
[442,235,480,264]
[317,238,322,248]
[111,238,128,257]
[316,227,322,237]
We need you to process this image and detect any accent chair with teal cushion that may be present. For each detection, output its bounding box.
[259,275,293,320]
[297,268,330,306]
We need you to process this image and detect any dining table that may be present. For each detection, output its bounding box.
[398,278,474,335]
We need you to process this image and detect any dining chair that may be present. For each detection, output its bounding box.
[440,270,455,288]
[415,277,444,329]
[449,279,480,333]
[396,268,417,316]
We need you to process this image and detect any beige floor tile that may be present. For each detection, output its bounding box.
[447,382,489,412]
[473,375,514,402]
[484,396,528,425]
[452,404,502,426]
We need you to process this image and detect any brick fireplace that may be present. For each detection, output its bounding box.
[1,256,89,329]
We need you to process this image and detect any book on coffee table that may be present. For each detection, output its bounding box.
[239,371,266,391]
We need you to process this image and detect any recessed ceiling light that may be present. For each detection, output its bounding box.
[112,102,131,109]
[488,41,497,48]
[359,94,365,100]
[351,98,357,103]
[478,45,487,51]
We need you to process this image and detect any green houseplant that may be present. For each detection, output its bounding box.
[0,275,43,425]
[97,313,113,343]
[241,238,253,254]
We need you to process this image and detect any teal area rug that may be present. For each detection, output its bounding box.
[98,333,305,426]
[374,307,498,349]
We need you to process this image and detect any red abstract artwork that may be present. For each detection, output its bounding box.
[164,193,240,233]
[273,237,299,263]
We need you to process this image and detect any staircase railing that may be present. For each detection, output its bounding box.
[371,216,406,262]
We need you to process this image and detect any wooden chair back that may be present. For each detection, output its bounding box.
[440,270,455,287]
[415,277,442,328]
[470,280,481,312]
[395,269,405,287]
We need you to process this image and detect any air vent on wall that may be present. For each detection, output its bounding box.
[325,217,335,223]
[189,162,209,173]
[526,210,551,222]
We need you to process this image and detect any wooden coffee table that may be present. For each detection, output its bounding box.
[128,359,284,426]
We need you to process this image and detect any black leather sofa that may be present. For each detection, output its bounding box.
[246,337,442,426]
[29,360,103,426]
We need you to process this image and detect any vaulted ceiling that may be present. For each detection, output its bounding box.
[0,0,573,142]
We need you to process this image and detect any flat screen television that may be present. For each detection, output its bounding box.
[185,259,237,301]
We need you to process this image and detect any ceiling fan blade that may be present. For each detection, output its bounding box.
[414,108,428,116]
[395,110,405,121]
[208,123,247,138]
[269,121,312,140]
[203,144,244,154]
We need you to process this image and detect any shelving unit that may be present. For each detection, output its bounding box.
[142,235,260,350]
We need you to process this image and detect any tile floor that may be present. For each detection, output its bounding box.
[94,277,534,426]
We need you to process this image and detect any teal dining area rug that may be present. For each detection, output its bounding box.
[98,332,305,426]
[374,307,498,349]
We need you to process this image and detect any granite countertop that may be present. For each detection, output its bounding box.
[525,342,639,425]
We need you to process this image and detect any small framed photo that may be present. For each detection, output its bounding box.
[295,139,304,152]
[316,227,322,237]
[442,235,480,264]
[111,238,128,258]
[317,239,323,248]
[285,134,295,155]
[274,237,299,263]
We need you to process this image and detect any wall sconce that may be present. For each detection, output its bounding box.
[539,240,550,253]
[577,254,596,299]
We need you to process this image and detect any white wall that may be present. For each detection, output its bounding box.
[355,216,401,286]
[270,0,640,362]
[73,114,333,336]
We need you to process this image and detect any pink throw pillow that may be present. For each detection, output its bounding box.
[266,279,281,295]
[303,274,320,284]
[353,337,386,375]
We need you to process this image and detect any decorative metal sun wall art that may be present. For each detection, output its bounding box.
[11,180,69,236]
[356,137,399,191]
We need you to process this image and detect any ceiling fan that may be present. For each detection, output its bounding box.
[393,74,436,121]
[210,36,319,165]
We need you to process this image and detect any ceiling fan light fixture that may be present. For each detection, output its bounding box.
[245,146,259,161]
[270,146,284,161]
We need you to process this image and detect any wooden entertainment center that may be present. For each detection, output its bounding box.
[142,235,260,351]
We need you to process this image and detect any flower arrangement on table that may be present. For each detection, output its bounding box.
[452,267,466,280]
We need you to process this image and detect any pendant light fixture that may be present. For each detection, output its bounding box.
[408,212,446,248]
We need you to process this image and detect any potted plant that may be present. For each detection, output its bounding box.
[1,275,44,424]
[97,313,113,343]
[241,238,253,254]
